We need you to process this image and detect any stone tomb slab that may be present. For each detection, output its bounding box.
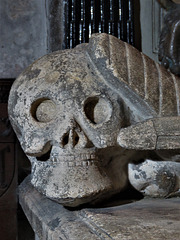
[19,176,180,240]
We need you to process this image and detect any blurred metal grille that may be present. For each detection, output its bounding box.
[63,0,134,49]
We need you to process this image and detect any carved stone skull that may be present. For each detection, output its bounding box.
[9,33,180,207]
[8,34,136,207]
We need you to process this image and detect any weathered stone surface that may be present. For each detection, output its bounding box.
[129,159,180,197]
[118,116,180,150]
[19,177,180,240]
[118,119,157,150]
[8,33,180,207]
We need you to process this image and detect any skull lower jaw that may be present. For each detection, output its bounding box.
[30,160,115,207]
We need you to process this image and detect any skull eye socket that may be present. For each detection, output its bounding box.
[84,97,112,124]
[31,98,56,122]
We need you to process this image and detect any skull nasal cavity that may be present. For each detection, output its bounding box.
[62,131,80,147]
[73,131,80,145]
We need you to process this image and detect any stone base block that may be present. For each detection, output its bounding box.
[19,176,180,240]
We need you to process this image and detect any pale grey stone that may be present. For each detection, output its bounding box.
[118,116,180,150]
[8,33,180,206]
[129,160,180,197]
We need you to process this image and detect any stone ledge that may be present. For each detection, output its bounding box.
[19,176,180,240]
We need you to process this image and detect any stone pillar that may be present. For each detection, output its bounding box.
[0,0,63,79]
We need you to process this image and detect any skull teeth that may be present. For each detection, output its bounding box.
[49,158,100,167]
[35,152,101,166]
[48,153,100,166]
[50,153,98,161]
